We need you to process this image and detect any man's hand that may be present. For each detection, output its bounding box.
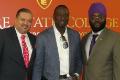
[71,75,79,80]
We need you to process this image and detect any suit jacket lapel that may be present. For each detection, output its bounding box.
[67,28,74,70]
[82,33,91,64]
[88,28,108,61]
[49,27,61,75]
[8,27,25,67]
[27,33,36,67]
[49,27,60,62]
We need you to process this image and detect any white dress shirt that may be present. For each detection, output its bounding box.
[53,25,69,75]
[15,28,32,60]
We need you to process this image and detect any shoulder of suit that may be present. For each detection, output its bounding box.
[106,28,120,36]
[0,27,14,34]
[67,27,80,35]
[37,27,53,37]
[104,28,120,40]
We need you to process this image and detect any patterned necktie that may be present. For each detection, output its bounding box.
[89,34,98,55]
[21,35,29,68]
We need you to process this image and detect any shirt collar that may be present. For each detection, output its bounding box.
[91,29,104,35]
[53,24,67,36]
[15,28,27,37]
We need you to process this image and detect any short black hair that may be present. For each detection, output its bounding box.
[16,8,32,18]
[53,5,69,15]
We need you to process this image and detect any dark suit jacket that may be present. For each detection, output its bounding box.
[32,27,83,80]
[0,27,36,80]
[81,28,120,80]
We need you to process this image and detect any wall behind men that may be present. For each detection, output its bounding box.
[0,0,120,37]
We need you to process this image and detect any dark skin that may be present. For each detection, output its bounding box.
[53,5,79,80]
[89,13,106,33]
[53,5,69,35]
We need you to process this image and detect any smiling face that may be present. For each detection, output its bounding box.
[14,12,33,34]
[89,12,106,33]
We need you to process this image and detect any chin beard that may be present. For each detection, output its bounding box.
[90,20,106,33]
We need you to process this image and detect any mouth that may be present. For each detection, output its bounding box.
[94,21,101,27]
[23,26,28,29]
[22,25,29,29]
[60,21,65,24]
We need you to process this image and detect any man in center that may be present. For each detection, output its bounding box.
[32,5,83,80]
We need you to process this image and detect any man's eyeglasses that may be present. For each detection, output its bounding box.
[61,35,68,49]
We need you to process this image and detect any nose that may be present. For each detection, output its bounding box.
[60,16,65,20]
[95,16,99,20]
[24,20,28,25]
[94,17,102,22]
[24,20,31,26]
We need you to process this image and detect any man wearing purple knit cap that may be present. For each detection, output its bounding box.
[81,2,120,80]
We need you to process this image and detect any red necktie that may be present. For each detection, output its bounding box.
[21,35,29,68]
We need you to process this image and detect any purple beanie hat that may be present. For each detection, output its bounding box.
[88,2,107,17]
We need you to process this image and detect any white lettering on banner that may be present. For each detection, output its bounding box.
[33,17,44,27]
[0,16,119,29]
[33,17,53,28]
[0,17,10,29]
